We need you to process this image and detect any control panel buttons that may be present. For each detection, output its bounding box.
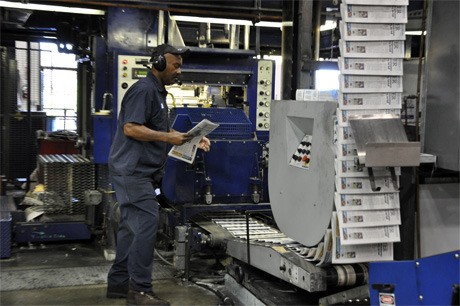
[121,82,128,89]
[289,134,312,169]
[256,60,273,131]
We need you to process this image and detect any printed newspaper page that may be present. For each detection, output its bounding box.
[331,212,393,264]
[316,229,333,267]
[338,209,401,228]
[334,192,400,211]
[340,224,400,245]
[168,119,219,164]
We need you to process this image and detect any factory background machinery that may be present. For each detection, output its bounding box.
[0,0,459,305]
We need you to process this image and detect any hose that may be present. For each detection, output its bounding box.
[154,248,174,266]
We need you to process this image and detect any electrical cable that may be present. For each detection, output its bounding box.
[190,279,228,304]
[154,248,174,266]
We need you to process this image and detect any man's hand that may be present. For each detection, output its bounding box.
[198,136,211,152]
[167,131,192,145]
[123,123,192,145]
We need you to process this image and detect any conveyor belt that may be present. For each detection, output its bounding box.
[196,211,368,292]
[204,212,293,242]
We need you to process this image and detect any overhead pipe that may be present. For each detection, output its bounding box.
[281,0,296,99]
[314,0,322,61]
[206,22,211,45]
[297,0,314,90]
[229,25,240,49]
[244,25,250,50]
[158,10,164,45]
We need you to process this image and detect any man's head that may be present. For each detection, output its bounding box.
[150,44,189,86]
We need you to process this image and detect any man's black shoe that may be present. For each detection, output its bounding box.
[106,285,129,298]
[126,289,170,306]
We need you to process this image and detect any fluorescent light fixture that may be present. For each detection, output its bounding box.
[255,21,282,28]
[170,15,281,28]
[0,0,105,15]
[405,31,425,35]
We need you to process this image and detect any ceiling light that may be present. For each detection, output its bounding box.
[0,0,105,15]
[405,31,425,35]
[256,21,282,28]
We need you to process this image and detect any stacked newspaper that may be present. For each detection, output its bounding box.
[332,0,409,264]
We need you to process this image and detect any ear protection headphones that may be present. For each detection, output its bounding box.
[150,54,167,72]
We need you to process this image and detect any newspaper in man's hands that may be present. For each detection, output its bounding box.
[168,119,219,164]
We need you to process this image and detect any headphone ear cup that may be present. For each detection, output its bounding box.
[152,54,167,72]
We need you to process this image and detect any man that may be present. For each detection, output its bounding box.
[106,44,211,306]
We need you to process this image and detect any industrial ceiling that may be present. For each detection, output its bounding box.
[1,0,424,55]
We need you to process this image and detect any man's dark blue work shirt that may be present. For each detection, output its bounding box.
[108,71,170,181]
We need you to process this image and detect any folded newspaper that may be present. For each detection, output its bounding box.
[168,119,219,164]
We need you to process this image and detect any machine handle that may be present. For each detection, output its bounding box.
[371,284,395,293]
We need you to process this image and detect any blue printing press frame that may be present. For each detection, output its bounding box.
[369,250,460,305]
[163,107,269,205]
[171,107,254,140]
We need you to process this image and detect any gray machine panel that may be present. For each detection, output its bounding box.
[348,114,420,167]
[422,0,459,171]
[269,100,337,246]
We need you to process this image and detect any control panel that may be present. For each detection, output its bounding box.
[255,60,274,131]
[289,134,312,169]
[117,55,150,114]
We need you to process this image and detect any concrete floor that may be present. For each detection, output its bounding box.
[0,280,222,306]
[0,242,222,306]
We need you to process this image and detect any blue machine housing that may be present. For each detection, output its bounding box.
[162,107,268,204]
[369,250,460,305]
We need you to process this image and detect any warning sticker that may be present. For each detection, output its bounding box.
[379,292,396,306]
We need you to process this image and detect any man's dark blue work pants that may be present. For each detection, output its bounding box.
[107,175,159,293]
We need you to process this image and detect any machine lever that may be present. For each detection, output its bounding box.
[368,167,381,192]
